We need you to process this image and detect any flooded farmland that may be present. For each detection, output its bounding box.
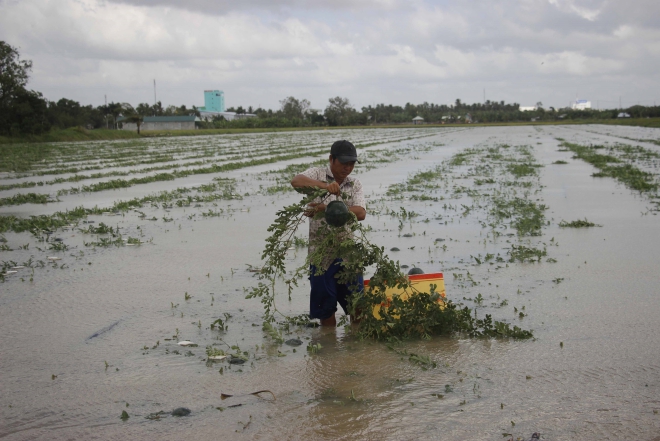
[1,125,659,440]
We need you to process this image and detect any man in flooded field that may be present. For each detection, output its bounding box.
[290,140,366,326]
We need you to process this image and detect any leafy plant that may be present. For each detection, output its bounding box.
[206,346,226,358]
[262,321,284,343]
[307,342,322,354]
[508,244,547,263]
[559,218,600,228]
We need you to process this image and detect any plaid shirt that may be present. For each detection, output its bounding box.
[300,164,366,268]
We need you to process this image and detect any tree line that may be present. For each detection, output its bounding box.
[2,40,659,136]
[196,96,660,130]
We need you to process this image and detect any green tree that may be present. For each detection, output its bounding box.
[119,104,145,134]
[0,41,32,109]
[163,105,177,116]
[135,102,152,116]
[48,98,101,129]
[0,41,50,135]
[324,96,354,126]
[279,96,310,120]
[121,114,144,134]
[106,102,124,129]
[152,101,164,116]
[8,88,50,135]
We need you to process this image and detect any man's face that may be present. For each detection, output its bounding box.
[329,156,355,182]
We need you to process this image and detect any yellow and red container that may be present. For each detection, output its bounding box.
[364,272,446,319]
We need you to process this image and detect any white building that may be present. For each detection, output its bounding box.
[572,99,592,110]
[199,111,256,121]
[118,116,200,131]
[519,106,537,112]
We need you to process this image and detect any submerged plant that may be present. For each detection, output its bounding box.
[508,244,547,263]
[559,218,600,228]
[563,142,658,193]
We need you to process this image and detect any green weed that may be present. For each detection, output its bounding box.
[559,219,600,228]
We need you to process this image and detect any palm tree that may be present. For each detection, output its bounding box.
[122,114,144,134]
[118,103,144,134]
[106,102,123,129]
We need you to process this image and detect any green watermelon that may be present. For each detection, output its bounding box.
[408,267,424,275]
[325,201,350,227]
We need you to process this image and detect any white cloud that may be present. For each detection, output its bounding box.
[0,0,658,109]
[547,0,602,21]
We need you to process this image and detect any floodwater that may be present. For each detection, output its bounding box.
[1,126,659,440]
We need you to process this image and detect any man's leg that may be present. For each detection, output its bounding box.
[320,315,336,326]
[309,261,342,326]
[337,271,364,323]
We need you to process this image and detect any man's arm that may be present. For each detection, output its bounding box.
[350,205,366,221]
[291,174,340,195]
[349,178,366,221]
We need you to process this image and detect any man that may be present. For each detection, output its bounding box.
[290,140,366,326]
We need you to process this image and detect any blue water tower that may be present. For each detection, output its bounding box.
[204,90,225,112]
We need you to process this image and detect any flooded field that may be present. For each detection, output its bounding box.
[1,126,659,440]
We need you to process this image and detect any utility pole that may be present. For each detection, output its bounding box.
[619,96,622,109]
[153,79,157,116]
[105,94,108,129]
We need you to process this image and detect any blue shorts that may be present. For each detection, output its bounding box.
[309,259,364,320]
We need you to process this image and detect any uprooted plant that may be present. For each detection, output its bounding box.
[247,188,533,340]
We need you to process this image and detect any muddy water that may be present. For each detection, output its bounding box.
[1,126,659,440]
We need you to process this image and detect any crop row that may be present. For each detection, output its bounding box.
[0,128,446,175]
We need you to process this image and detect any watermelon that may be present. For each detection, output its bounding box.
[408,267,424,275]
[325,201,350,227]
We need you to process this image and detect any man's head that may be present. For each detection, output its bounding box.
[330,140,359,164]
[329,140,358,183]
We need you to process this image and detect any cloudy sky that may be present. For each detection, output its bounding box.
[1,0,659,111]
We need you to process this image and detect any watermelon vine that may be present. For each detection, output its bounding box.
[247,188,533,340]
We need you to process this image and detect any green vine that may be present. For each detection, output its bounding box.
[247,189,533,340]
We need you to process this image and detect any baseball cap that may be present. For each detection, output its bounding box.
[330,140,360,163]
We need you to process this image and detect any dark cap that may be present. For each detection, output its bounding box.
[330,140,359,163]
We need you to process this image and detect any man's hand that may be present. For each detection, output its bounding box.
[291,174,339,195]
[325,181,340,195]
[304,202,326,217]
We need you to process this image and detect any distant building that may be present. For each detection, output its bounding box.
[572,99,591,110]
[119,115,200,131]
[199,112,257,121]
[196,89,257,121]
[519,106,537,111]
[199,90,225,113]
[412,116,424,125]
[617,112,631,118]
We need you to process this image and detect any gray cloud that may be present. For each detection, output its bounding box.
[102,0,400,14]
[0,0,658,109]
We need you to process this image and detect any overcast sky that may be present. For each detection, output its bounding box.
[1,0,659,111]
